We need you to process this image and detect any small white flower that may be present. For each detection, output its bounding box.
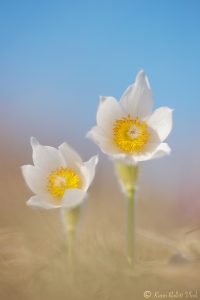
[87,70,173,164]
[21,137,98,209]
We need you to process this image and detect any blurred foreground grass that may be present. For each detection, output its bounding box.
[0,148,200,300]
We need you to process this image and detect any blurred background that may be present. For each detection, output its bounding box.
[1,1,200,299]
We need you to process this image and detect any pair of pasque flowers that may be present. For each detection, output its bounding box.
[22,70,173,209]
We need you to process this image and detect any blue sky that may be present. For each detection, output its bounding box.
[0,0,200,154]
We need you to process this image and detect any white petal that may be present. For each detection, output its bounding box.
[80,155,99,190]
[151,143,171,159]
[27,194,61,209]
[120,70,153,119]
[87,126,121,155]
[147,107,173,141]
[96,96,124,135]
[134,143,171,162]
[62,189,87,208]
[111,153,138,165]
[111,140,170,164]
[87,126,106,144]
[58,142,82,168]
[31,137,65,172]
[21,165,46,194]
[133,152,154,162]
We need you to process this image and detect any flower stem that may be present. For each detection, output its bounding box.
[127,188,135,265]
[114,162,138,265]
[62,206,81,264]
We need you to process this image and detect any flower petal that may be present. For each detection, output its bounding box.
[120,70,153,119]
[96,96,124,135]
[147,107,173,141]
[31,137,65,172]
[21,165,46,194]
[134,143,171,162]
[62,189,87,208]
[111,153,138,165]
[58,142,82,167]
[27,194,61,209]
[151,143,171,159]
[87,126,121,155]
[111,142,170,164]
[80,155,99,190]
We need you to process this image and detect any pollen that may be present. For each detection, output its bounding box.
[47,167,81,200]
[113,114,149,153]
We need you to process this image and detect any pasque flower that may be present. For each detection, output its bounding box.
[87,70,173,164]
[21,137,98,209]
[87,70,173,265]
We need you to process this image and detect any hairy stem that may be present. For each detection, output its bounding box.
[61,206,81,264]
[127,188,135,265]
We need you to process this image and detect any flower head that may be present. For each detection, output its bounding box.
[21,137,98,209]
[87,70,173,164]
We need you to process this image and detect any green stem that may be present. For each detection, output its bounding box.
[114,162,138,265]
[127,188,135,265]
[62,206,81,264]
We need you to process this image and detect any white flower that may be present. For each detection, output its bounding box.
[87,70,173,164]
[21,137,98,209]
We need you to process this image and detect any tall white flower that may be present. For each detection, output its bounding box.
[87,70,173,264]
[87,70,173,164]
[21,137,98,209]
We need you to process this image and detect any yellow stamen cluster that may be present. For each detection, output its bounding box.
[113,114,149,153]
[47,167,81,200]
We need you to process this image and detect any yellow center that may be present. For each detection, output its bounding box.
[113,114,149,153]
[47,167,81,200]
